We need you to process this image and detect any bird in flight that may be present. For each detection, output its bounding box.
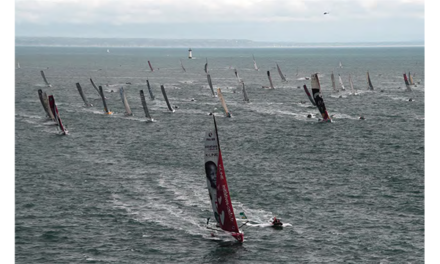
[324,12,329,15]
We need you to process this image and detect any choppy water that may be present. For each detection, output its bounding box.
[15,46,424,263]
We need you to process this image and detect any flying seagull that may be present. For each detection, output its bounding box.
[324,12,329,15]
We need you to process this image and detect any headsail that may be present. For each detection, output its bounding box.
[179,59,186,72]
[303,85,316,106]
[146,79,155,100]
[98,86,113,115]
[217,88,231,117]
[311,73,331,122]
[276,63,287,82]
[119,87,133,116]
[40,70,51,87]
[204,115,244,242]
[207,74,216,97]
[338,74,346,91]
[252,54,259,71]
[367,71,374,90]
[241,82,250,103]
[331,72,338,92]
[75,83,92,107]
[267,71,275,89]
[148,60,154,72]
[160,85,175,112]
[48,95,68,134]
[140,90,153,121]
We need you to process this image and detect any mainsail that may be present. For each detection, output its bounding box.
[146,79,155,100]
[408,72,415,85]
[204,58,208,74]
[331,72,338,92]
[338,74,346,91]
[180,59,186,72]
[160,85,175,112]
[75,83,92,107]
[207,74,216,97]
[276,63,287,82]
[42,91,55,120]
[311,73,331,122]
[367,71,374,90]
[40,70,51,87]
[98,86,113,115]
[303,85,316,106]
[48,95,68,134]
[267,71,275,89]
[241,82,250,103]
[38,89,54,120]
[204,115,244,242]
[217,88,231,117]
[403,73,412,91]
[140,90,153,121]
[252,54,259,71]
[148,60,154,72]
[119,87,133,116]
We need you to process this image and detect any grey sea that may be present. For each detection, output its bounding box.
[15,46,424,263]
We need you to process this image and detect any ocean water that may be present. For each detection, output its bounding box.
[15,46,424,263]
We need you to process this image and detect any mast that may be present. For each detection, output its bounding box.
[119,87,133,116]
[160,85,174,112]
[367,71,374,90]
[98,86,112,114]
[267,71,275,89]
[75,83,92,107]
[207,74,216,97]
[276,63,287,82]
[40,70,51,87]
[140,90,153,121]
[146,79,155,100]
[217,88,231,117]
[303,85,316,106]
[311,73,331,122]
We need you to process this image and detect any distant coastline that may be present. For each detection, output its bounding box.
[15,36,424,48]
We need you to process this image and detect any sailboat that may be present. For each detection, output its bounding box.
[311,73,332,122]
[160,85,175,112]
[331,72,338,92]
[98,86,113,115]
[338,74,346,91]
[348,74,358,95]
[204,115,244,242]
[408,72,416,86]
[38,89,55,120]
[339,61,343,68]
[179,59,186,72]
[217,88,232,118]
[140,90,154,121]
[241,82,250,103]
[303,85,316,106]
[148,60,154,72]
[366,71,374,90]
[48,95,68,135]
[89,78,101,96]
[403,73,412,92]
[146,79,155,100]
[276,63,287,82]
[75,83,93,107]
[119,87,133,116]
[204,58,208,74]
[40,70,52,87]
[17,62,21,69]
[234,69,242,84]
[267,71,275,89]
[252,54,259,71]
[206,74,216,97]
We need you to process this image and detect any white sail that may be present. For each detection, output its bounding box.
[234,69,242,84]
[252,54,259,71]
[338,74,346,91]
[217,88,231,117]
[17,62,21,69]
[339,61,343,68]
[119,87,133,116]
[349,74,357,95]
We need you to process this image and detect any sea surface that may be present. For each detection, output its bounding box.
[15,46,424,263]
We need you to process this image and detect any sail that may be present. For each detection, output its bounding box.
[276,63,287,82]
[403,73,412,91]
[119,87,133,116]
[38,89,53,119]
[42,91,55,120]
[180,59,186,72]
[204,116,243,242]
[146,79,155,100]
[204,58,208,74]
[75,83,92,107]
[303,85,316,106]
[408,72,415,85]
[234,69,242,84]
[349,74,356,94]
[98,86,112,114]
[188,48,192,59]
[207,74,216,97]
[48,95,67,134]
[160,85,174,112]
[242,82,250,103]
[252,54,259,71]
[40,70,51,87]
[311,73,331,122]
[338,74,346,91]
[140,90,153,120]
[331,72,337,92]
[217,88,231,117]
[148,60,154,71]
[339,61,343,68]
[267,71,274,89]
[17,62,20,69]
[89,78,101,95]
[367,71,374,90]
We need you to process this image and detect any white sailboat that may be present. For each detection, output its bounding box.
[252,54,259,71]
[338,74,346,91]
[348,74,358,95]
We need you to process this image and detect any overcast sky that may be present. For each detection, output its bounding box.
[15,0,424,43]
